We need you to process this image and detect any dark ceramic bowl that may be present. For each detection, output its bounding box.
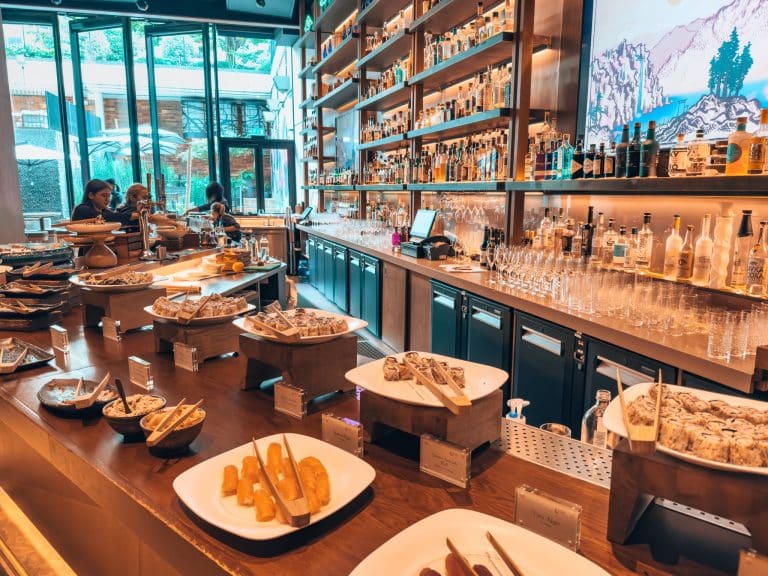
[102,395,166,440]
[139,407,205,457]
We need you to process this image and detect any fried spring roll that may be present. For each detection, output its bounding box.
[267,443,283,476]
[221,465,238,496]
[236,477,254,507]
[253,489,276,522]
[241,456,260,483]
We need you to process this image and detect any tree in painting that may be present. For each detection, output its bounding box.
[708,28,754,98]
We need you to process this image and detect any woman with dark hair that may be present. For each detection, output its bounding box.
[185,181,229,214]
[71,179,175,226]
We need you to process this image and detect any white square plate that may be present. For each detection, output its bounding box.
[173,433,376,540]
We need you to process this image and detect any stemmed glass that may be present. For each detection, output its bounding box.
[487,244,497,284]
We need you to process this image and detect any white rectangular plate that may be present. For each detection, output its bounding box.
[144,303,255,325]
[70,275,165,292]
[233,308,367,345]
[173,433,375,540]
[603,382,768,475]
[345,352,508,408]
[350,508,611,576]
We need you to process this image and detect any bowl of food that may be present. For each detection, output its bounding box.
[140,405,206,457]
[102,394,166,439]
[155,225,187,240]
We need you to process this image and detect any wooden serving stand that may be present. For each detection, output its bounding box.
[608,439,768,554]
[81,286,165,333]
[238,332,357,400]
[153,319,240,363]
[359,388,503,451]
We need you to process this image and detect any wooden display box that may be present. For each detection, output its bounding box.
[360,388,503,451]
[81,286,164,332]
[154,320,240,363]
[112,231,143,260]
[238,332,357,401]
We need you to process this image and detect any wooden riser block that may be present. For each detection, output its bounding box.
[238,332,357,400]
[360,388,503,451]
[81,287,165,332]
[608,439,768,554]
[154,320,240,362]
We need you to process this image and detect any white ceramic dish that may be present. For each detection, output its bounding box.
[345,352,508,408]
[144,302,255,325]
[603,382,768,475]
[350,508,611,576]
[65,222,122,234]
[173,433,375,540]
[155,226,188,240]
[70,275,165,293]
[233,308,368,345]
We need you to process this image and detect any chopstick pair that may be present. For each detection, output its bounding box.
[403,358,471,416]
[146,398,204,446]
[616,368,662,453]
[444,532,526,576]
[72,372,111,409]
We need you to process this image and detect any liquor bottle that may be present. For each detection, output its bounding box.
[748,108,768,174]
[604,142,616,178]
[601,218,617,265]
[625,227,639,270]
[669,133,688,177]
[663,214,683,279]
[539,208,553,251]
[612,225,629,267]
[691,213,713,286]
[626,122,642,178]
[571,220,583,256]
[676,224,695,280]
[487,230,497,271]
[726,116,752,175]
[582,206,594,261]
[731,210,754,289]
[590,212,605,263]
[746,220,768,296]
[635,212,653,271]
[581,389,611,448]
[584,144,596,178]
[686,129,708,176]
[571,138,585,179]
[502,0,515,32]
[615,124,630,177]
[639,120,658,177]
[594,143,606,178]
[557,134,574,180]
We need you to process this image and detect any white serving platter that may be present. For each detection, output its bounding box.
[603,382,768,476]
[70,275,165,293]
[233,308,367,345]
[345,351,508,408]
[65,222,122,234]
[350,508,611,576]
[173,433,375,540]
[144,302,255,325]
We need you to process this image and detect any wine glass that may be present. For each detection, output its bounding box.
[487,245,497,284]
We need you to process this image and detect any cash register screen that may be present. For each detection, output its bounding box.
[410,209,437,241]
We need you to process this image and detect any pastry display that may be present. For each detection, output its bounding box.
[627,384,768,467]
[78,270,154,286]
[383,352,466,387]
[103,394,166,418]
[220,443,331,523]
[249,307,347,337]
[152,294,248,320]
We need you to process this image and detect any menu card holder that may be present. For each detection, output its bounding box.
[173,342,198,372]
[128,356,153,391]
[419,434,471,488]
[515,484,582,551]
[274,381,306,419]
[102,316,122,342]
[321,413,363,457]
[50,325,68,352]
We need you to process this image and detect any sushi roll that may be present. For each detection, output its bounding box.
[658,417,689,452]
[758,439,768,465]
[383,363,401,381]
[404,352,420,363]
[742,407,768,426]
[678,394,710,414]
[449,367,465,387]
[729,436,764,467]
[627,397,656,426]
[690,430,729,463]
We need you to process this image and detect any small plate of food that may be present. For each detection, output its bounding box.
[173,433,376,540]
[146,294,254,325]
[350,509,611,576]
[234,307,367,345]
[37,377,117,417]
[71,270,163,292]
[603,382,768,475]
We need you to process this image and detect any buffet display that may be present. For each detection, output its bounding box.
[71,269,160,292]
[0,337,54,374]
[148,294,252,325]
[238,307,367,344]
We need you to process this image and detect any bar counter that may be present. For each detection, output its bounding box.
[2,311,734,575]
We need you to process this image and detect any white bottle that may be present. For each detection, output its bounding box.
[663,215,683,280]
[691,213,713,286]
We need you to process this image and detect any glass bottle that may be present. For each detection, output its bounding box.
[585,144,596,178]
[626,121,642,178]
[746,220,768,296]
[663,214,683,280]
[669,133,688,177]
[691,214,714,286]
[594,143,606,179]
[581,389,611,448]
[590,212,605,264]
[604,142,616,178]
[571,138,585,179]
[557,134,574,180]
[639,120,658,177]
[612,225,629,267]
[624,227,638,270]
[581,206,594,262]
[538,208,553,252]
[503,0,515,32]
[676,224,695,280]
[601,218,617,265]
[726,116,752,175]
[636,212,653,271]
[748,108,768,174]
[731,210,753,289]
[686,129,708,176]
[615,124,630,177]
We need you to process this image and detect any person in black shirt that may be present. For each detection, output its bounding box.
[106,178,122,210]
[186,181,229,214]
[118,183,150,214]
[211,202,241,243]
[71,179,175,227]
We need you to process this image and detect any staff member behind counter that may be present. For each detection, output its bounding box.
[211,202,241,243]
[71,179,175,227]
[184,181,229,215]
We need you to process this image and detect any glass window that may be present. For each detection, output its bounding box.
[262,147,291,213]
[2,22,71,221]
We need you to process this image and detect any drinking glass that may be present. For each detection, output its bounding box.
[487,245,497,284]
[707,311,734,361]
[730,310,750,360]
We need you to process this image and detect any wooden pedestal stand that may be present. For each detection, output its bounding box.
[81,287,165,332]
[238,332,357,400]
[154,320,240,363]
[608,439,768,554]
[359,388,503,451]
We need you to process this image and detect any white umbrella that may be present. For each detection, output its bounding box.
[15,144,64,163]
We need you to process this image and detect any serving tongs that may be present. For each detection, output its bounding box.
[0,338,27,373]
[84,264,135,283]
[72,372,111,410]
[486,531,525,576]
[22,261,52,277]
[177,295,212,325]
[245,314,301,343]
[251,435,311,527]
[445,537,480,576]
[403,358,470,416]
[616,368,662,453]
[263,302,300,339]
[146,398,203,447]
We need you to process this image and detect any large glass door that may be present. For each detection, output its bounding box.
[220,139,295,214]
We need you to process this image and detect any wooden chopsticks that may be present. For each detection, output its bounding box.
[403,358,470,416]
[146,399,203,447]
[445,537,479,576]
[73,372,111,410]
[178,295,212,325]
[486,531,525,576]
[245,315,301,343]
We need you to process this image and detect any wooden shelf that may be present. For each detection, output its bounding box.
[313,33,359,77]
[298,62,316,80]
[356,30,411,71]
[410,32,515,92]
[408,181,506,191]
[358,133,409,152]
[299,97,316,110]
[301,156,336,164]
[505,175,768,195]
[299,126,336,137]
[315,78,359,109]
[409,0,505,36]
[313,0,358,33]
[302,184,356,191]
[355,82,410,111]
[408,108,512,142]
[357,184,408,191]
[357,0,412,26]
[295,29,327,50]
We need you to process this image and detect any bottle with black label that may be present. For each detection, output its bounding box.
[594,143,606,178]
[626,121,642,178]
[639,120,659,177]
[571,138,584,179]
[615,124,630,177]
[480,225,490,266]
[584,144,596,178]
[605,141,616,177]
[581,205,594,261]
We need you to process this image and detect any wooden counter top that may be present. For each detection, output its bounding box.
[299,225,759,395]
[0,309,728,575]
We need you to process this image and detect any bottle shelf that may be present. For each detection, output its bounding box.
[298,62,316,80]
[313,33,359,77]
[300,156,336,164]
[408,108,512,142]
[302,184,356,191]
[299,97,316,110]
[357,0,412,27]
[356,30,412,71]
[299,126,336,138]
[355,82,410,112]
[315,78,359,109]
[357,184,409,191]
[410,32,516,93]
[505,175,768,196]
[295,29,327,50]
[358,133,409,152]
[313,0,358,33]
[409,0,507,36]
[408,181,506,191]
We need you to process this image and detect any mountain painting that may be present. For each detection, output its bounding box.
[585,0,768,146]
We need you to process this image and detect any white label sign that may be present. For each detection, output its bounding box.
[322,413,363,457]
[515,484,582,551]
[50,325,68,352]
[419,434,471,488]
[173,342,198,372]
[128,356,153,391]
[274,381,306,419]
[102,316,122,342]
